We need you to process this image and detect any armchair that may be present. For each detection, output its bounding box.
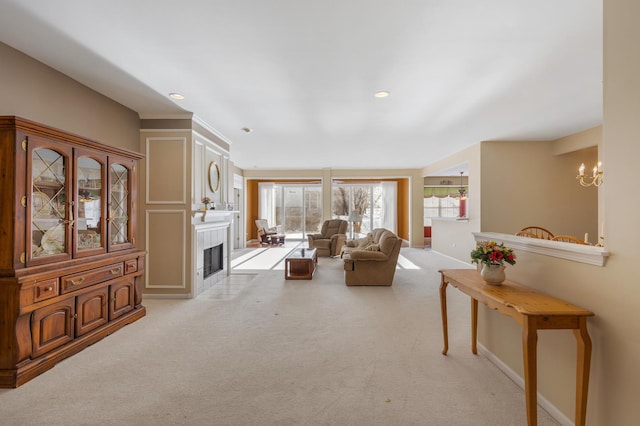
[307,219,348,257]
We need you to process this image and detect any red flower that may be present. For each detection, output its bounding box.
[506,253,515,263]
[489,250,504,262]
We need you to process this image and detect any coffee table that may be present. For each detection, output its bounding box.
[284,248,317,280]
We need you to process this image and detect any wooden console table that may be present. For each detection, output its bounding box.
[438,269,594,426]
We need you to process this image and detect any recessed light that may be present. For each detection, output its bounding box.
[169,93,185,100]
[242,127,253,133]
[374,91,390,98]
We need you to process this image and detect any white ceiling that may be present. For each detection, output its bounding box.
[0,0,602,172]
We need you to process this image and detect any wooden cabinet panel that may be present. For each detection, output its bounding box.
[31,299,75,358]
[76,287,109,336]
[110,278,134,320]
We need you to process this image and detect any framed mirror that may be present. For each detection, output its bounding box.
[208,161,220,193]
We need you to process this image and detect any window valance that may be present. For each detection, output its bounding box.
[424,186,465,198]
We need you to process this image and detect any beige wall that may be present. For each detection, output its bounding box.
[140,131,190,296]
[139,127,234,297]
[422,144,481,260]
[480,140,598,239]
[427,136,601,423]
[0,42,140,151]
[421,1,638,422]
[594,0,640,422]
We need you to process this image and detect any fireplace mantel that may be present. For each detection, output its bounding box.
[192,209,239,224]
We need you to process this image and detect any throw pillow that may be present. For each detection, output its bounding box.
[357,234,374,248]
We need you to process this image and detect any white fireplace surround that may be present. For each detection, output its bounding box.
[192,210,236,297]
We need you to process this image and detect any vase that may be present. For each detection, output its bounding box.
[480,264,506,285]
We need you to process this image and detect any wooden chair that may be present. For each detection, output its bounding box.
[255,219,278,245]
[515,230,539,238]
[519,226,555,240]
[551,235,590,245]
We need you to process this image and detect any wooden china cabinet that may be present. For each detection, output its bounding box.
[0,116,146,388]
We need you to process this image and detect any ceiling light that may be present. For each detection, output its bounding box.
[242,127,253,133]
[374,91,390,98]
[169,93,184,100]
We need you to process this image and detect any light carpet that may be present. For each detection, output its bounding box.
[0,248,559,425]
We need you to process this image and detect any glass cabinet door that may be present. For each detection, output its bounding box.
[75,152,106,257]
[108,159,134,251]
[29,144,72,265]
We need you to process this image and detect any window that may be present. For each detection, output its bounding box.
[424,185,467,220]
[332,181,396,237]
[258,183,322,238]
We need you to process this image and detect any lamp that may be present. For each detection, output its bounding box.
[457,171,467,218]
[457,171,467,199]
[348,210,362,239]
[577,161,604,187]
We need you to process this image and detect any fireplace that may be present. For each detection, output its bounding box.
[192,210,234,297]
[204,243,223,279]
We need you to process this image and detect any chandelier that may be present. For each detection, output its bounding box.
[577,162,604,187]
[457,171,467,199]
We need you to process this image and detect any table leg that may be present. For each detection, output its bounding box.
[573,317,592,426]
[439,276,449,355]
[471,298,478,355]
[522,316,538,426]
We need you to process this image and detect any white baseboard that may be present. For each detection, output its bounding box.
[430,249,473,267]
[477,344,574,426]
[143,293,191,299]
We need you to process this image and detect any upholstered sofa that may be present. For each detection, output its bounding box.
[307,219,348,257]
[342,228,402,286]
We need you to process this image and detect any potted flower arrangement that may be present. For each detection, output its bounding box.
[470,240,516,285]
[201,196,211,210]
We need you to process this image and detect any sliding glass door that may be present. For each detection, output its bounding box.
[332,182,396,238]
[260,183,322,239]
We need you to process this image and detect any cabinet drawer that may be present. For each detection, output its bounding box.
[61,263,124,294]
[124,259,138,274]
[34,278,59,303]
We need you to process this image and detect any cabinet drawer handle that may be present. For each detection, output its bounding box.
[46,287,53,292]
[110,268,121,275]
[69,277,85,286]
